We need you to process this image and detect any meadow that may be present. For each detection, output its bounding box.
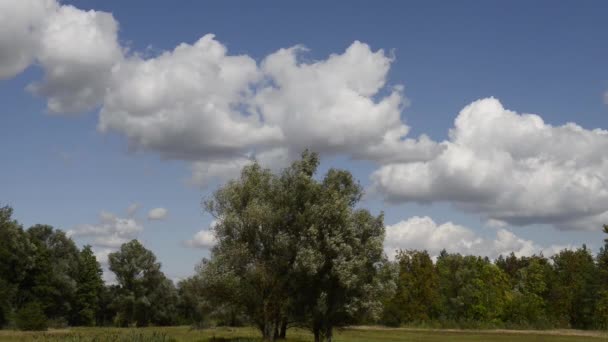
[0,327,606,342]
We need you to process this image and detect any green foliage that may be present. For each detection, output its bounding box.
[74,245,104,326]
[0,205,34,327]
[22,224,80,324]
[200,151,389,341]
[382,250,439,326]
[108,240,178,327]
[502,257,553,327]
[15,302,48,331]
[549,246,598,329]
[436,253,509,323]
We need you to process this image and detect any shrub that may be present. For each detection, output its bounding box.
[15,302,48,331]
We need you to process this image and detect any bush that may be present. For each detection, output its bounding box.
[15,302,48,331]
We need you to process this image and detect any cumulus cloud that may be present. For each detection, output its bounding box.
[68,209,143,248]
[99,34,280,161]
[0,0,57,79]
[1,0,439,186]
[147,207,168,220]
[126,202,140,216]
[3,1,606,233]
[184,230,216,249]
[28,4,123,113]
[98,37,438,185]
[254,43,442,163]
[372,98,608,231]
[384,216,560,260]
[184,220,218,249]
[0,0,123,113]
[189,147,290,186]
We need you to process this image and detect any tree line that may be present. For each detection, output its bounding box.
[1,151,607,341]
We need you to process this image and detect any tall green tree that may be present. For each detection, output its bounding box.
[74,245,104,326]
[292,190,388,342]
[201,151,389,341]
[203,161,293,340]
[382,250,439,326]
[108,240,177,326]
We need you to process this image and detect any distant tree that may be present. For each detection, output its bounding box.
[176,276,206,326]
[594,225,608,329]
[436,253,509,323]
[549,246,598,329]
[382,250,439,326]
[73,245,104,326]
[22,225,80,324]
[496,252,531,287]
[502,256,553,327]
[0,206,34,327]
[108,240,177,326]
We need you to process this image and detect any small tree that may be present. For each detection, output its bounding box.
[16,302,47,331]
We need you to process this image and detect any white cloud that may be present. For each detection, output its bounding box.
[0,0,57,79]
[1,0,439,186]
[0,0,123,112]
[255,42,442,163]
[384,216,555,260]
[97,37,438,185]
[184,230,216,249]
[189,147,290,186]
[98,34,279,161]
[68,208,143,248]
[372,98,608,231]
[27,4,123,113]
[126,202,140,216]
[147,207,168,220]
[93,248,113,266]
[184,220,218,249]
[3,0,606,233]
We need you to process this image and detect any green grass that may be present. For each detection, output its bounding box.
[0,326,605,342]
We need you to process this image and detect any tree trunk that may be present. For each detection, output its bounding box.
[313,328,321,342]
[279,318,287,339]
[325,325,333,342]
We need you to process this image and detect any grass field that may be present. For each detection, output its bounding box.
[0,326,606,342]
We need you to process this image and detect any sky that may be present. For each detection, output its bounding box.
[1,0,607,282]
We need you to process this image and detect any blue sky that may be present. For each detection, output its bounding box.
[1,0,607,281]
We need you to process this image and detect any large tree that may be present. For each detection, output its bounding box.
[201,151,389,341]
[290,170,389,342]
[202,160,295,339]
